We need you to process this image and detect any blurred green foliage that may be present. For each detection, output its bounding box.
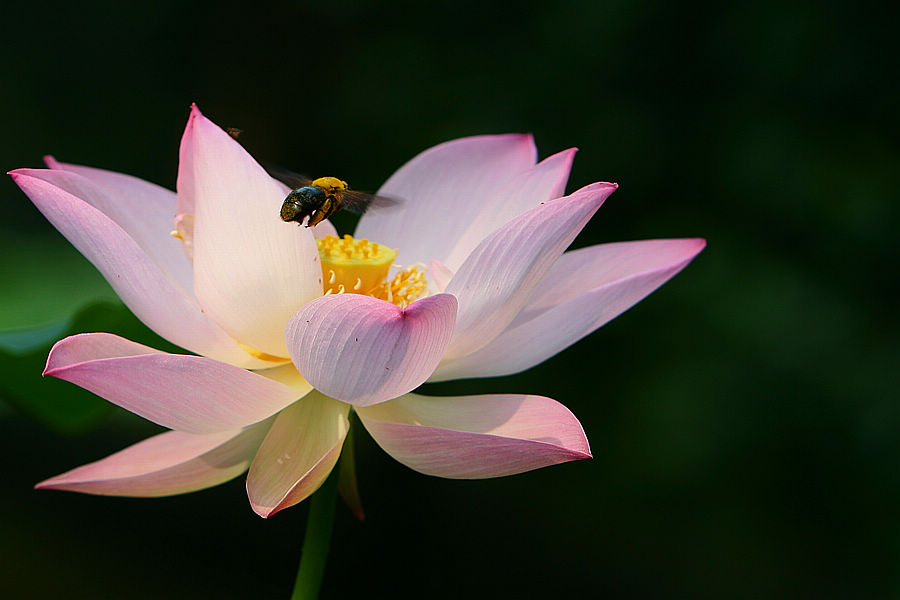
[0,233,179,432]
[0,0,897,599]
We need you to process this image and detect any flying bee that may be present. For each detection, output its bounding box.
[269,168,397,228]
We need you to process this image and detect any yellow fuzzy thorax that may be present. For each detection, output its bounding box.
[310,177,348,194]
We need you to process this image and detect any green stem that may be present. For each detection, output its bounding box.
[337,419,364,521]
[290,467,339,600]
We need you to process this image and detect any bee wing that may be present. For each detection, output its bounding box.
[264,164,313,191]
[339,190,402,215]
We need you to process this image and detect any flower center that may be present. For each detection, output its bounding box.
[318,235,427,308]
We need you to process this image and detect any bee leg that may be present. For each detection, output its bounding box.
[306,197,335,228]
[306,210,325,228]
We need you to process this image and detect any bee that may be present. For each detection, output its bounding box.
[270,168,396,228]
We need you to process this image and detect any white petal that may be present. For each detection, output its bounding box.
[183,106,322,357]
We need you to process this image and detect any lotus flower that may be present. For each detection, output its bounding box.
[9,105,704,518]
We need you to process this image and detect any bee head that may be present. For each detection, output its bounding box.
[280,198,303,222]
[281,186,326,223]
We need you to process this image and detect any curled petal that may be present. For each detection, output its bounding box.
[36,422,271,497]
[8,169,268,368]
[444,182,617,360]
[181,105,322,357]
[45,333,307,433]
[433,239,706,380]
[246,391,349,518]
[286,294,457,406]
[355,134,537,267]
[357,393,591,478]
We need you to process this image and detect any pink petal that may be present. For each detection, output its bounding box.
[443,182,617,360]
[8,169,269,368]
[180,105,322,357]
[429,259,454,293]
[246,391,349,518]
[441,148,578,271]
[44,333,308,433]
[433,238,706,380]
[309,218,338,239]
[355,134,537,267]
[35,422,270,497]
[356,393,591,478]
[41,157,193,292]
[286,293,458,407]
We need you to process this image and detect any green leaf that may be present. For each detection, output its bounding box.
[0,231,120,331]
[0,230,184,433]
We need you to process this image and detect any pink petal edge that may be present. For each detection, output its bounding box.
[45,333,308,433]
[357,393,591,479]
[433,238,707,380]
[39,156,193,293]
[8,169,270,368]
[36,422,270,497]
[444,181,617,361]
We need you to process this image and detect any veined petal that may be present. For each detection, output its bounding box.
[41,157,193,292]
[246,391,349,518]
[182,105,322,357]
[433,239,706,380]
[515,238,708,325]
[441,148,577,271]
[355,134,537,267]
[44,333,307,433]
[286,294,457,407]
[35,422,271,497]
[356,393,591,478]
[8,170,269,368]
[444,182,617,360]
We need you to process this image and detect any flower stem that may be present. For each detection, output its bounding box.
[290,466,339,600]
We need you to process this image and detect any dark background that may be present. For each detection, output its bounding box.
[2,1,898,598]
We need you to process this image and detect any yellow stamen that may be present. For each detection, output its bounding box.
[371,263,429,308]
[317,235,397,296]
[316,235,427,308]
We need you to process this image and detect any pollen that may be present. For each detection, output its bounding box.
[316,234,427,307]
[371,263,429,308]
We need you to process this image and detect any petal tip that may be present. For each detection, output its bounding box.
[42,336,71,376]
[34,474,67,490]
[250,498,290,519]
